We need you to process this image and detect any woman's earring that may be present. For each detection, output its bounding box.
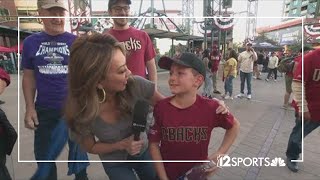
[97,88,106,103]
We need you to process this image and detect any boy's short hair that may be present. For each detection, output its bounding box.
[158,52,206,79]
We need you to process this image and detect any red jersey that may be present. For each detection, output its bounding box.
[293,49,320,121]
[149,95,235,179]
[210,53,221,73]
[107,27,156,78]
[0,67,10,86]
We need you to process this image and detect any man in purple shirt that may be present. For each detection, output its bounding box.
[22,0,88,179]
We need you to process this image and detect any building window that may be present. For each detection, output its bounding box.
[292,8,297,14]
[0,8,10,22]
[293,0,298,6]
[17,10,39,23]
[301,6,307,11]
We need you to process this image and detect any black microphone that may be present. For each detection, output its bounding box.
[132,99,149,141]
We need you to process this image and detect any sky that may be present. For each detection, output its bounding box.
[91,0,287,54]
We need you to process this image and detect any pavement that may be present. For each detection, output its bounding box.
[2,70,320,180]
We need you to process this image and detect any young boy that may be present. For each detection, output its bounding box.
[148,53,240,180]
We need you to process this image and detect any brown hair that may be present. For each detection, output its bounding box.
[65,33,135,137]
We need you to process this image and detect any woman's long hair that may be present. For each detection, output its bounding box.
[228,49,238,60]
[64,33,135,137]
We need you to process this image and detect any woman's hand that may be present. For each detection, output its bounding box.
[214,99,229,114]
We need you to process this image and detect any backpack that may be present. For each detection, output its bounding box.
[278,56,295,73]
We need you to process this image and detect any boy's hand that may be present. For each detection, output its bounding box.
[205,153,223,177]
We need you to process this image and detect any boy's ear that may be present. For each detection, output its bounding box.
[194,74,204,88]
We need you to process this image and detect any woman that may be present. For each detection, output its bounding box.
[65,33,228,180]
[223,49,238,100]
[65,33,162,180]
[202,49,213,98]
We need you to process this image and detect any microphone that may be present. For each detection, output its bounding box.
[132,99,149,141]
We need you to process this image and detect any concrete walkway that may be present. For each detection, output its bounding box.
[3,72,320,180]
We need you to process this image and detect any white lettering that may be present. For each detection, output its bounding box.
[313,69,320,81]
[38,65,68,74]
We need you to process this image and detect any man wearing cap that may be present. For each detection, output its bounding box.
[22,0,88,179]
[149,52,240,180]
[236,42,257,99]
[106,0,157,85]
[210,45,222,94]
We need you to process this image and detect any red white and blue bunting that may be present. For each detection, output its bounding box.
[213,17,234,30]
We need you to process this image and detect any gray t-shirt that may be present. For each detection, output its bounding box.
[91,75,155,163]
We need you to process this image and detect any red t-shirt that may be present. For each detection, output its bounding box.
[293,49,320,121]
[149,95,235,179]
[107,27,156,78]
[0,67,10,86]
[210,53,221,73]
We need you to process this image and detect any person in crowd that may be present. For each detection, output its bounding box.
[223,49,238,100]
[235,42,257,100]
[283,51,295,109]
[0,67,17,180]
[285,48,319,172]
[22,1,88,179]
[106,0,157,85]
[148,52,240,180]
[202,49,213,98]
[255,50,264,80]
[65,33,229,180]
[210,46,221,94]
[265,52,279,82]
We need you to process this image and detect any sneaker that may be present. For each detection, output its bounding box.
[253,76,257,79]
[0,100,5,105]
[235,93,244,98]
[286,158,299,172]
[224,95,233,100]
[247,94,252,99]
[265,79,269,82]
[274,79,277,82]
[282,104,288,109]
[213,90,221,94]
[257,77,262,80]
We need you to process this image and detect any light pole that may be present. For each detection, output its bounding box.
[315,0,320,18]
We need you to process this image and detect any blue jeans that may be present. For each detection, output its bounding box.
[224,75,234,96]
[33,106,89,180]
[104,149,157,180]
[286,116,320,160]
[203,71,213,96]
[240,71,252,95]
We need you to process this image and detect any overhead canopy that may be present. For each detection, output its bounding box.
[142,28,203,41]
[0,46,14,53]
[10,43,23,53]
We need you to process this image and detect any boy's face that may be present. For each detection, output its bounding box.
[168,63,203,95]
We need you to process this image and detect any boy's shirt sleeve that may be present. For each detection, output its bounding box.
[148,103,162,142]
[216,112,235,130]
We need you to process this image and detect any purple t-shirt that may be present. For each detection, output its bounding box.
[22,32,76,110]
